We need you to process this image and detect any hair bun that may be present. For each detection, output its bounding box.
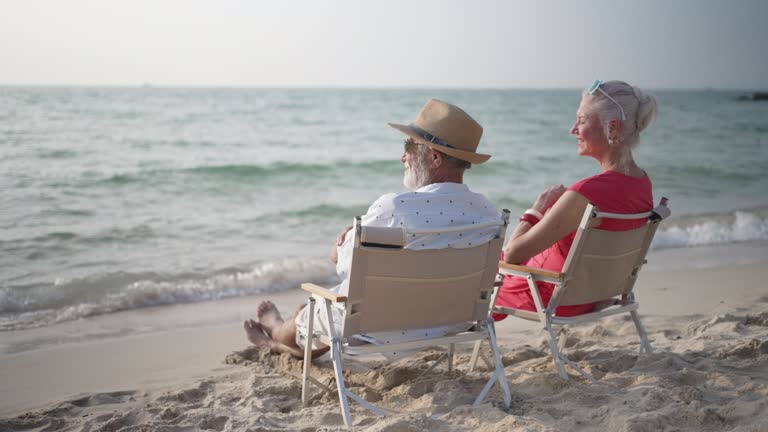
[632,86,658,133]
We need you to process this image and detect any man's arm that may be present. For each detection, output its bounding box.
[330,226,352,264]
[333,194,397,279]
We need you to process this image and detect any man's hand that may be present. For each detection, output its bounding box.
[330,225,353,264]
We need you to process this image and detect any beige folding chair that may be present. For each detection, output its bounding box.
[300,210,511,428]
[469,198,671,382]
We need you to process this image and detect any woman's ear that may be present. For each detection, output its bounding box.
[608,118,624,142]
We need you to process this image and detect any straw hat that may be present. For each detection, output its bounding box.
[388,99,490,164]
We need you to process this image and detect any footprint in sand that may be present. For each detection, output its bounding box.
[0,416,65,432]
[156,380,215,406]
[70,390,137,407]
[199,415,230,431]
[745,312,768,327]
[717,338,768,359]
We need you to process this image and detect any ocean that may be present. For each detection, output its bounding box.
[2,87,768,331]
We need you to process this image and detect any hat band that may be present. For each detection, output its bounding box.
[408,124,456,149]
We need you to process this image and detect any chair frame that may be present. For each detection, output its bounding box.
[300,211,512,428]
[470,198,670,382]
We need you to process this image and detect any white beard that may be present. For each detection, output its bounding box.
[403,158,431,191]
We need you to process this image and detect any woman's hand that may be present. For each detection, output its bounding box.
[504,189,588,264]
[532,184,567,213]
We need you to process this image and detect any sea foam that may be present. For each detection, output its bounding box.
[653,211,768,249]
[0,257,338,331]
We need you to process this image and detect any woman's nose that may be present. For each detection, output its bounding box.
[570,123,578,135]
[401,152,407,163]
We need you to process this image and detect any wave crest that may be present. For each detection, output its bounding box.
[653,211,768,249]
[0,258,337,331]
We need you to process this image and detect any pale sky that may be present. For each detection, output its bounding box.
[1,0,767,89]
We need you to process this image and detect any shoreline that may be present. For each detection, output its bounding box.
[1,243,768,426]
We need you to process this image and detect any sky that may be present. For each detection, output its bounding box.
[1,0,767,89]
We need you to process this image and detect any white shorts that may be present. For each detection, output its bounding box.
[294,300,345,350]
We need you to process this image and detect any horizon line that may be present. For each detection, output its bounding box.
[0,83,764,92]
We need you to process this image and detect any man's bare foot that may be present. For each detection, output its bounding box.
[243,319,273,348]
[257,301,283,335]
[244,318,309,358]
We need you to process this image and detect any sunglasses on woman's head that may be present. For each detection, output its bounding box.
[588,80,626,121]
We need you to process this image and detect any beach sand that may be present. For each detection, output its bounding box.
[2,243,768,431]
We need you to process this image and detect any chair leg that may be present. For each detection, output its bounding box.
[488,323,512,408]
[330,339,353,428]
[301,297,316,406]
[544,320,568,380]
[322,300,386,425]
[630,310,653,354]
[557,326,568,352]
[545,318,599,383]
[469,339,482,372]
[321,299,353,427]
[416,352,447,381]
[474,321,512,408]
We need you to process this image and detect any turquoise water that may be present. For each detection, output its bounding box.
[2,87,768,329]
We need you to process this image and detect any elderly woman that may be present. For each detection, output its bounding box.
[495,80,659,317]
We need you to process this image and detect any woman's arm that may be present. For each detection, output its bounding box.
[502,190,590,264]
[507,185,566,243]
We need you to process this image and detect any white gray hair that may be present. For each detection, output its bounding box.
[584,80,658,149]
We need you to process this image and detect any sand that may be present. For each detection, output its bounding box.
[1,243,768,431]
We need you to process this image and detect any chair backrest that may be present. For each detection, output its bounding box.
[552,198,670,307]
[340,211,509,338]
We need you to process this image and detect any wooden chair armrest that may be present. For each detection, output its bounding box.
[301,283,347,303]
[498,262,562,280]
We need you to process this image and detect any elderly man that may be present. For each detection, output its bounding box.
[244,99,498,358]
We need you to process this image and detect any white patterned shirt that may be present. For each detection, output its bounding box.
[334,182,499,350]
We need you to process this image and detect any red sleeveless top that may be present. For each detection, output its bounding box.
[495,171,653,318]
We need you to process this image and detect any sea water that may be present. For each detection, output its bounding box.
[2,87,767,330]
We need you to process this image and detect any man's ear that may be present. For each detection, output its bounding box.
[429,148,444,168]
